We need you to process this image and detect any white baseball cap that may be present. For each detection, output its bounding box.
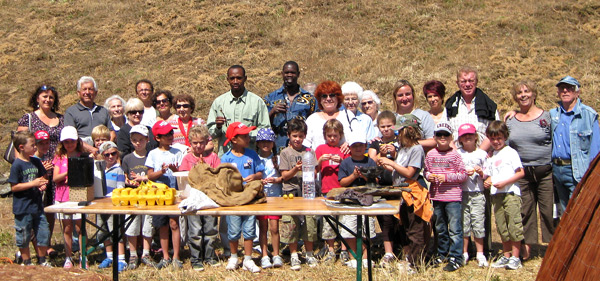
[60,126,78,141]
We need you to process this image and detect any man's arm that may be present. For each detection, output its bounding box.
[589,116,600,163]
[206,100,224,138]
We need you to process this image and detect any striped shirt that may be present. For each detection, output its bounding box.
[425,148,467,202]
[105,163,125,195]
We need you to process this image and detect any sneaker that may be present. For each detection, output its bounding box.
[340,251,350,264]
[345,259,357,269]
[127,256,138,270]
[47,248,58,259]
[463,253,469,266]
[206,259,221,267]
[63,257,73,269]
[492,256,510,268]
[15,251,23,264]
[261,256,272,269]
[242,258,261,273]
[40,261,52,267]
[323,251,336,265]
[98,257,113,269]
[306,256,318,268]
[172,259,183,269]
[226,257,239,270]
[397,261,416,275]
[117,260,127,272]
[290,256,301,271]
[380,253,395,268]
[430,257,445,268]
[477,255,489,267]
[506,256,522,270]
[141,255,156,268]
[22,259,32,266]
[443,258,461,272]
[192,262,205,271]
[272,256,283,268]
[156,258,172,270]
[252,245,262,255]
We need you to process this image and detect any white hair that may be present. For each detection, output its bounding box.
[77,76,97,91]
[104,95,126,109]
[124,98,145,114]
[358,90,381,105]
[341,81,363,96]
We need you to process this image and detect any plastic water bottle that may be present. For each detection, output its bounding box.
[302,151,316,199]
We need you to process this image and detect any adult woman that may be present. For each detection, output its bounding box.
[359,90,381,122]
[392,80,436,150]
[303,81,345,151]
[104,95,127,132]
[169,94,206,150]
[116,98,158,159]
[339,82,377,141]
[505,81,554,260]
[17,84,64,257]
[423,80,448,125]
[153,89,176,123]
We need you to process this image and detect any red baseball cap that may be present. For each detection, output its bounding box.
[152,120,174,136]
[458,123,477,137]
[34,130,50,141]
[224,122,256,146]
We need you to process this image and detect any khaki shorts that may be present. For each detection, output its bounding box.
[280,215,317,243]
[492,193,524,242]
[462,191,486,238]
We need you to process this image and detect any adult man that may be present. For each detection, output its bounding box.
[551,76,600,211]
[445,66,499,151]
[64,76,115,150]
[263,61,318,152]
[135,79,157,127]
[207,65,270,156]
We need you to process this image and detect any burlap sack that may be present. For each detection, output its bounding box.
[187,162,266,206]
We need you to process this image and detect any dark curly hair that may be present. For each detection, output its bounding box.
[29,84,60,112]
[152,89,174,108]
[173,94,196,113]
[314,80,343,110]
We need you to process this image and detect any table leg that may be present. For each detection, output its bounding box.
[365,216,372,281]
[80,214,87,270]
[356,215,363,281]
[112,214,119,281]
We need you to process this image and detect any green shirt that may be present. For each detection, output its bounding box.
[207,89,271,156]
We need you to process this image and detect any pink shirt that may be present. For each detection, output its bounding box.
[316,144,349,194]
[179,152,221,171]
[52,155,70,202]
[424,148,467,202]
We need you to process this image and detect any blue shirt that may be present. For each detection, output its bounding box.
[105,164,125,195]
[263,86,318,152]
[8,157,46,215]
[552,104,576,160]
[221,148,265,181]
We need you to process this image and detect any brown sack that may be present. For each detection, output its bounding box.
[187,162,266,207]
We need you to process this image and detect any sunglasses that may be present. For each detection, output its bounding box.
[128,110,143,115]
[361,100,374,106]
[322,93,337,99]
[435,131,452,138]
[175,104,191,109]
[156,98,169,104]
[103,151,118,158]
[40,85,55,91]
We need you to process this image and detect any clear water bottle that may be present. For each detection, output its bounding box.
[302,151,316,199]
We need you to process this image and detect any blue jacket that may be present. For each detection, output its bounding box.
[550,98,600,181]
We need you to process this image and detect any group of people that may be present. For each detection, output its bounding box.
[7,61,599,274]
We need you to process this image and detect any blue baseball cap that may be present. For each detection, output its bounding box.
[556,76,581,87]
[256,128,275,142]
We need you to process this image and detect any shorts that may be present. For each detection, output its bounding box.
[152,215,179,228]
[14,213,50,248]
[339,215,376,239]
[280,215,317,243]
[257,215,281,220]
[97,214,115,243]
[124,215,154,238]
[321,215,339,240]
[226,215,256,241]
[55,201,81,220]
[492,193,524,242]
[462,191,486,238]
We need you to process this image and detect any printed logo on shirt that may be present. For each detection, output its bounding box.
[243,159,253,169]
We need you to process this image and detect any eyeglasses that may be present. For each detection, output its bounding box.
[128,110,143,115]
[175,104,191,109]
[103,151,118,157]
[156,98,169,104]
[40,85,55,91]
[321,93,337,99]
[361,100,374,106]
[435,131,452,138]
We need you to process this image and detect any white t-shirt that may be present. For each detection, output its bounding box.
[484,146,523,195]
[458,148,487,192]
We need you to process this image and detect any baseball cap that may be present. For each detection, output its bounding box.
[224,122,256,146]
[347,134,367,147]
[60,126,78,141]
[34,130,50,142]
[434,122,453,134]
[98,141,117,154]
[393,114,420,131]
[458,123,476,137]
[152,120,173,136]
[256,128,275,142]
[556,76,581,87]
[130,124,149,137]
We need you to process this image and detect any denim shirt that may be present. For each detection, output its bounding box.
[263,86,318,152]
[550,98,600,181]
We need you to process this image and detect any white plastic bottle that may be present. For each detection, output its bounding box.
[302,151,316,199]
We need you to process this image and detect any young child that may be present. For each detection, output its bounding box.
[121,125,156,269]
[484,121,525,270]
[91,125,111,199]
[33,131,57,258]
[179,125,220,271]
[367,111,400,266]
[91,125,111,159]
[456,123,489,267]
[338,135,378,269]
[315,119,350,262]
[424,122,467,272]
[52,126,85,268]
[254,128,283,269]
[96,141,128,272]
[221,122,264,273]
[8,131,50,267]
[146,120,184,269]
[378,114,429,271]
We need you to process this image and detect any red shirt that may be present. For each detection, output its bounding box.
[316,144,349,194]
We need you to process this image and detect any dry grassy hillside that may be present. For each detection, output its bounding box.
[1,0,599,173]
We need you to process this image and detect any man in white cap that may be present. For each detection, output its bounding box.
[550,75,600,212]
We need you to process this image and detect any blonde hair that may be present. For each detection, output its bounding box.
[188,125,210,142]
[91,125,110,142]
[322,119,344,138]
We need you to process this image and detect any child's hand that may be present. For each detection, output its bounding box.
[243,175,256,183]
[42,160,53,172]
[473,166,483,176]
[161,163,169,173]
[437,174,446,183]
[319,154,331,162]
[264,177,280,184]
[353,166,366,181]
[377,157,394,170]
[467,169,475,176]
[493,180,507,190]
[330,154,342,163]
[168,163,179,172]
[33,176,49,188]
[294,160,302,170]
[483,177,492,189]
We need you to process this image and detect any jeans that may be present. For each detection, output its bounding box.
[187,215,218,264]
[226,215,256,241]
[553,164,578,213]
[433,201,463,262]
[15,213,50,248]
